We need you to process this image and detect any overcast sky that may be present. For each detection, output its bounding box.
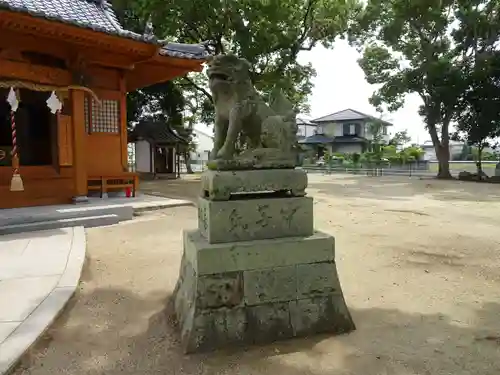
[195,39,432,144]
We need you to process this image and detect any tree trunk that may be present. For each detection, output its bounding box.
[435,145,452,179]
[427,121,453,179]
[476,146,484,180]
[183,151,194,174]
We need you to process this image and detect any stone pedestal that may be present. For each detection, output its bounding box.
[172,168,355,353]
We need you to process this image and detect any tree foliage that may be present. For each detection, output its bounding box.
[114,0,361,121]
[451,1,500,176]
[389,130,412,147]
[113,8,197,171]
[114,7,186,135]
[349,0,500,179]
[126,82,183,129]
[364,117,387,162]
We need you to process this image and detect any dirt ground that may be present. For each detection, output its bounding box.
[13,174,500,375]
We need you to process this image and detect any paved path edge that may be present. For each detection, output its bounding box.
[0,227,87,375]
[133,200,194,214]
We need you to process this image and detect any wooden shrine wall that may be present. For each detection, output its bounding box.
[0,41,128,207]
[0,54,75,207]
[82,82,128,177]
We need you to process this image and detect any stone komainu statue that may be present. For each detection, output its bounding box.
[206,54,298,170]
[172,54,356,354]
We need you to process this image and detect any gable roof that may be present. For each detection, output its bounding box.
[0,0,207,60]
[297,117,316,126]
[0,0,144,39]
[193,128,214,140]
[311,108,393,126]
[129,121,188,144]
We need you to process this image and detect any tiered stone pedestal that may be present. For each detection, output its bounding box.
[172,168,355,353]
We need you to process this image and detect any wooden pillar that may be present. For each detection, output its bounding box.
[173,146,177,176]
[71,90,88,202]
[178,153,181,178]
[148,142,152,175]
[119,73,128,171]
[148,142,153,174]
[174,147,177,177]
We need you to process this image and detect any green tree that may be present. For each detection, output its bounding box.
[349,0,472,179]
[115,0,362,121]
[452,107,500,178]
[389,130,412,147]
[382,145,397,155]
[127,81,198,173]
[401,146,424,162]
[113,8,199,172]
[365,118,388,164]
[126,82,184,130]
[380,144,399,164]
[451,1,500,178]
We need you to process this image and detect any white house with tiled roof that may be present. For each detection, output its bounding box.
[296,117,317,139]
[299,108,393,154]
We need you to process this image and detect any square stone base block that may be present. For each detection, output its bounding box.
[172,230,356,353]
[200,168,307,201]
[198,196,313,243]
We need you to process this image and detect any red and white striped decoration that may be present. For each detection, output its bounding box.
[10,109,18,175]
[6,87,23,191]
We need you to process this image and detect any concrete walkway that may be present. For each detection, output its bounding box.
[0,195,193,235]
[0,195,192,373]
[0,227,86,375]
[0,194,192,224]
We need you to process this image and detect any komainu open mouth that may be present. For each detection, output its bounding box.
[208,70,230,81]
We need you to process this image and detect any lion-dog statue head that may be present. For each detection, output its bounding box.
[206,54,253,98]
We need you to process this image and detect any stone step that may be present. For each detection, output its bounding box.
[0,205,133,227]
[0,214,121,235]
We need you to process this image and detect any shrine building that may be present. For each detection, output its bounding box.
[0,0,206,208]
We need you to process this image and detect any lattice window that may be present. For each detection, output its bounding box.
[84,96,120,134]
[84,96,90,133]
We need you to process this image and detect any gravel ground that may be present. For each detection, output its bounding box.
[12,174,500,375]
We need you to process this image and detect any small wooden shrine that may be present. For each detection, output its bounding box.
[0,0,206,208]
[129,120,188,179]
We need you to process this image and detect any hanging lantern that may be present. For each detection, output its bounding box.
[6,87,23,192]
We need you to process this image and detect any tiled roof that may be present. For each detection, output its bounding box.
[298,134,334,144]
[332,136,367,143]
[312,108,393,126]
[129,120,188,144]
[160,42,208,60]
[298,134,368,145]
[0,0,208,60]
[0,0,146,39]
[296,117,316,126]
